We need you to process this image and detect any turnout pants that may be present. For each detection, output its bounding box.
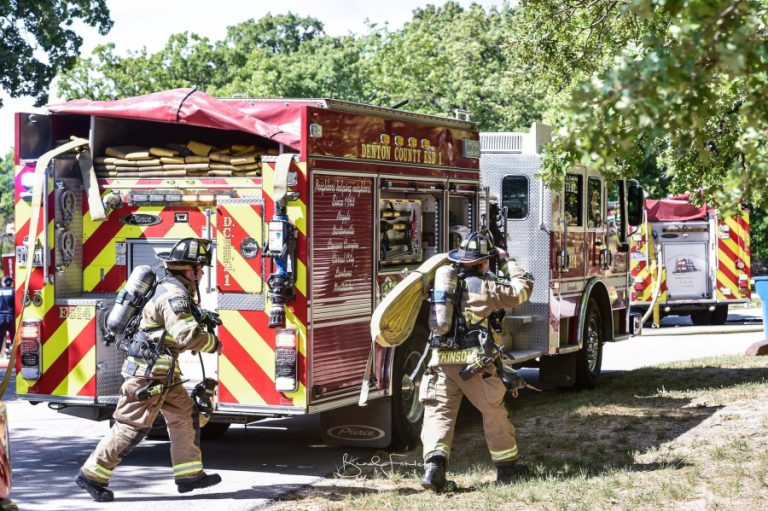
[420,362,519,465]
[81,375,204,484]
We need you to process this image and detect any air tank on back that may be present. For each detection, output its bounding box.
[428,264,458,336]
[104,265,156,344]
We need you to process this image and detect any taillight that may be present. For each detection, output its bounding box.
[738,274,749,288]
[20,319,42,380]
[274,328,298,392]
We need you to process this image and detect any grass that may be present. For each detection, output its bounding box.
[270,355,768,511]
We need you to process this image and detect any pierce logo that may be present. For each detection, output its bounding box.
[120,214,162,226]
[326,425,386,441]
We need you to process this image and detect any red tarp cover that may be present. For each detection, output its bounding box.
[645,195,714,222]
[47,88,302,149]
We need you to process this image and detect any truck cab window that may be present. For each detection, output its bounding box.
[587,177,602,228]
[501,175,529,219]
[564,174,583,226]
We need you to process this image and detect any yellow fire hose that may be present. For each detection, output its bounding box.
[0,138,91,399]
[370,253,449,348]
[360,253,448,405]
[640,235,664,329]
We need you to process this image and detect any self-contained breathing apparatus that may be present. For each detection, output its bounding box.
[100,238,222,407]
[103,264,157,350]
[426,258,531,396]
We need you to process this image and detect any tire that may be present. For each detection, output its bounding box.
[200,421,231,441]
[711,305,728,325]
[690,310,712,326]
[389,324,428,451]
[574,298,604,389]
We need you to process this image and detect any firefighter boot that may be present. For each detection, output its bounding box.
[176,472,222,493]
[496,462,531,483]
[75,472,114,502]
[420,455,447,492]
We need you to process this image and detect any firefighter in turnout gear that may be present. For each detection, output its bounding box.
[76,238,223,502]
[420,231,534,491]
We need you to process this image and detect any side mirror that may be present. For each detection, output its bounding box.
[627,180,644,227]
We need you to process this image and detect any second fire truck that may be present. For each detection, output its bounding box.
[629,195,751,326]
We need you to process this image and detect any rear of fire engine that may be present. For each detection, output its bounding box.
[629,196,751,326]
[480,124,644,388]
[12,89,481,449]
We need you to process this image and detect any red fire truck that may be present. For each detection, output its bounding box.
[480,125,644,387]
[12,89,483,449]
[629,195,751,326]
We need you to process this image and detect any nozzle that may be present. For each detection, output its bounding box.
[269,303,286,328]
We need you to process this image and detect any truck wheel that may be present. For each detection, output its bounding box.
[690,310,712,326]
[390,325,428,451]
[575,298,604,389]
[200,422,231,441]
[711,305,728,325]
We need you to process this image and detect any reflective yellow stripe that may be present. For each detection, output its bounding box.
[463,310,485,323]
[490,446,518,461]
[434,443,451,457]
[431,347,482,365]
[173,461,204,477]
[169,316,197,338]
[126,356,181,376]
[85,463,113,481]
[202,332,217,352]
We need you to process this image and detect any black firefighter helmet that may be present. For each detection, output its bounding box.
[157,238,212,269]
[447,231,495,264]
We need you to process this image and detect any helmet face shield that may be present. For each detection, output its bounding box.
[158,238,212,268]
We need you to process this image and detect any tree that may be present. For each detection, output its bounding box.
[363,1,547,130]
[514,0,768,212]
[57,13,332,101]
[54,5,548,131]
[0,150,13,232]
[58,34,228,100]
[0,0,113,107]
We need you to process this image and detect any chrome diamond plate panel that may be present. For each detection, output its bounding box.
[481,152,552,353]
[218,293,265,311]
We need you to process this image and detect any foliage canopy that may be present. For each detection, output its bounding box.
[0,0,112,107]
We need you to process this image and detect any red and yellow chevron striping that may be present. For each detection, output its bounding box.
[629,223,653,303]
[215,159,310,408]
[716,212,751,301]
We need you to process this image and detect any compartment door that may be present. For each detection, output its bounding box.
[310,174,374,397]
[663,241,710,300]
[216,198,265,293]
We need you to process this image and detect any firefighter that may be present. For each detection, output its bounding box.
[420,231,534,491]
[0,276,13,357]
[75,238,223,502]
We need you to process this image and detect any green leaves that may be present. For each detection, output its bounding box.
[0,0,112,107]
[530,0,768,211]
[0,150,13,230]
[54,3,546,132]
